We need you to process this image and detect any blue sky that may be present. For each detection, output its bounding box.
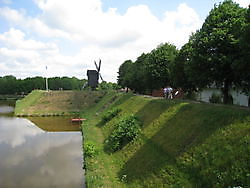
[102,0,221,19]
[0,0,249,82]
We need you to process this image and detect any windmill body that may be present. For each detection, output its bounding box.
[86,59,104,89]
[87,70,99,89]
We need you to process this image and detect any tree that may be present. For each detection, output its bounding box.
[145,43,178,92]
[189,0,247,104]
[0,75,17,94]
[98,81,121,90]
[132,53,150,93]
[118,43,178,94]
[117,60,134,90]
[171,38,196,93]
[238,5,250,95]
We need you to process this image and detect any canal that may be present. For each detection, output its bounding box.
[0,101,84,188]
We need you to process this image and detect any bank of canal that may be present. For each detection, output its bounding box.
[0,101,84,187]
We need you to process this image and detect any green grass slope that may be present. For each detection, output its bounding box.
[15,90,107,116]
[15,90,43,115]
[82,92,250,187]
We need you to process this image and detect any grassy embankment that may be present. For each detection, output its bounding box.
[14,90,107,131]
[14,90,106,117]
[81,91,250,187]
[15,90,250,187]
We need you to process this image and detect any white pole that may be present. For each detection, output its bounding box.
[45,66,49,92]
[46,77,48,92]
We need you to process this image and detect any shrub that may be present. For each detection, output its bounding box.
[184,91,198,100]
[101,108,121,123]
[106,115,141,152]
[209,93,222,104]
[84,142,97,157]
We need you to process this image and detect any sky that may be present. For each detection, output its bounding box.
[0,0,249,82]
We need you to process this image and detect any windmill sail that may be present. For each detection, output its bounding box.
[94,59,104,82]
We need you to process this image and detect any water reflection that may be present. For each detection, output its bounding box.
[0,105,14,113]
[28,116,81,132]
[0,117,43,147]
[0,104,84,188]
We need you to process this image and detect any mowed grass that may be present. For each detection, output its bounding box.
[15,90,107,116]
[82,92,250,187]
[15,90,43,115]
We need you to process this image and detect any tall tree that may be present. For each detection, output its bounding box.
[238,5,250,95]
[171,38,196,93]
[132,53,150,93]
[145,43,178,92]
[117,60,134,90]
[189,0,247,103]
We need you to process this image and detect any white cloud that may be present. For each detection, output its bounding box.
[0,7,24,22]
[234,0,250,7]
[0,28,58,51]
[0,1,202,82]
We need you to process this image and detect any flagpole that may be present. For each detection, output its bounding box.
[45,66,48,92]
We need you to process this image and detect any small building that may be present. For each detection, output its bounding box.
[199,88,249,107]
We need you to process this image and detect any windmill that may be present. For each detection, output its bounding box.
[86,59,104,89]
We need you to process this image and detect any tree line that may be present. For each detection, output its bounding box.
[118,0,250,104]
[0,75,86,95]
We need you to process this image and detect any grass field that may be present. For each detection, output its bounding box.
[81,92,250,187]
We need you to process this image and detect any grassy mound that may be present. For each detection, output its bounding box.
[82,92,250,187]
[15,90,43,115]
[15,90,106,116]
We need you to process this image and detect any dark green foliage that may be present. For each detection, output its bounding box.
[186,0,247,103]
[171,40,197,94]
[209,93,222,103]
[84,142,98,158]
[145,43,178,91]
[183,91,198,101]
[106,115,141,152]
[117,43,178,94]
[117,60,134,89]
[48,76,86,90]
[0,75,86,94]
[101,108,121,123]
[97,81,121,90]
[238,5,250,95]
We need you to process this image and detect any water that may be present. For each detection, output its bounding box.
[0,101,84,188]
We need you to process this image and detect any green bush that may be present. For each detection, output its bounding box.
[209,93,222,104]
[84,142,97,157]
[184,91,198,100]
[101,108,121,123]
[106,115,141,152]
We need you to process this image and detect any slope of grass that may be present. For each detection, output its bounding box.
[15,90,107,116]
[15,90,249,187]
[82,92,250,187]
[15,90,44,115]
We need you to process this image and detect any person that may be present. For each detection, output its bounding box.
[163,87,168,99]
[168,87,173,99]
